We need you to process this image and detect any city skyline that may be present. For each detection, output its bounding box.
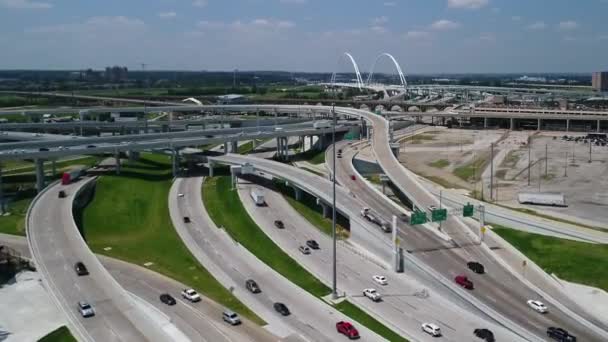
[0,0,606,73]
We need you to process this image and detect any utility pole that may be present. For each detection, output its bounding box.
[589,140,592,163]
[331,103,338,300]
[490,143,494,201]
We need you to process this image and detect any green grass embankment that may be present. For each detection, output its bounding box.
[494,226,608,291]
[336,301,408,342]
[37,326,76,342]
[82,153,262,324]
[453,153,489,182]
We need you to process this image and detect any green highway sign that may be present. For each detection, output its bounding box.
[410,210,428,225]
[431,208,448,222]
[463,203,475,217]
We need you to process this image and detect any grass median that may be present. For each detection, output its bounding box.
[81,153,262,324]
[37,326,76,342]
[203,176,330,297]
[204,176,408,341]
[493,226,608,291]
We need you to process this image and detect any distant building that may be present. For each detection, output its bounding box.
[105,66,129,83]
[592,72,608,91]
[216,94,248,105]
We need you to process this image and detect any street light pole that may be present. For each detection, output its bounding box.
[331,103,338,300]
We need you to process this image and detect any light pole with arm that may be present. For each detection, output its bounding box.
[331,103,338,299]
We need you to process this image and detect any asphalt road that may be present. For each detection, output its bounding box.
[236,179,525,342]
[169,177,385,342]
[328,139,608,341]
[27,179,167,342]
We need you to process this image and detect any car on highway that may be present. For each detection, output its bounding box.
[428,205,438,212]
[246,279,261,293]
[527,299,548,313]
[181,288,201,302]
[58,190,67,198]
[421,322,441,337]
[372,275,387,285]
[74,262,89,276]
[363,288,381,302]
[183,216,191,223]
[78,301,95,318]
[222,310,241,325]
[273,302,290,316]
[299,245,311,255]
[454,275,474,289]
[474,328,495,342]
[350,175,356,181]
[467,261,485,274]
[86,145,96,149]
[274,220,285,229]
[547,327,576,341]
[160,293,176,306]
[336,321,360,339]
[306,239,319,249]
[39,147,49,152]
[177,193,184,198]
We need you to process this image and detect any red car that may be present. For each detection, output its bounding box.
[455,275,474,290]
[336,321,360,339]
[350,175,356,181]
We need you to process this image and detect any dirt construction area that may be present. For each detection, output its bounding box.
[398,127,608,224]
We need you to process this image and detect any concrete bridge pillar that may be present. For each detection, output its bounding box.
[283,137,289,159]
[318,135,324,151]
[510,118,514,130]
[366,126,371,140]
[0,168,4,214]
[231,141,238,153]
[252,139,258,150]
[172,148,179,177]
[598,120,601,133]
[320,202,330,218]
[209,162,215,177]
[35,159,45,192]
[566,119,570,132]
[128,151,140,161]
[223,142,229,154]
[484,117,488,129]
[115,152,121,175]
[276,137,282,158]
[309,135,314,150]
[537,118,541,131]
[293,187,303,201]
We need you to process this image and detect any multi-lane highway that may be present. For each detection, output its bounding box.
[27,178,170,342]
[169,177,384,342]
[327,139,608,341]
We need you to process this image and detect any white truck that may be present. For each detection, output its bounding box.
[360,208,391,233]
[250,188,266,206]
[313,120,332,129]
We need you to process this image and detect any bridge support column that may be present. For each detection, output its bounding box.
[223,142,229,154]
[598,120,601,133]
[35,159,45,193]
[366,127,371,140]
[293,187,303,201]
[484,117,488,129]
[392,215,404,273]
[566,119,570,132]
[209,162,214,177]
[537,119,541,131]
[309,135,314,150]
[115,152,121,175]
[231,141,238,154]
[252,139,258,150]
[0,168,4,214]
[276,137,282,158]
[172,149,179,177]
[510,118,514,130]
[283,137,289,160]
[320,202,330,218]
[128,151,140,161]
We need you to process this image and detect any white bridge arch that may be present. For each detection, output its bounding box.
[330,52,365,90]
[366,53,407,89]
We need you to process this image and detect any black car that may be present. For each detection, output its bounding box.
[87,145,96,149]
[306,240,319,250]
[160,293,176,306]
[39,147,49,152]
[274,220,285,229]
[246,279,261,293]
[58,190,67,198]
[74,262,89,276]
[273,302,290,316]
[183,216,191,223]
[474,328,495,342]
[467,261,485,274]
[547,327,576,341]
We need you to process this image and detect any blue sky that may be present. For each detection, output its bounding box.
[0,0,605,73]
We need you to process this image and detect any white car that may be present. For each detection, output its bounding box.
[372,275,388,285]
[428,205,438,212]
[363,288,381,302]
[527,299,548,313]
[181,288,201,302]
[177,193,185,198]
[421,322,441,337]
[78,301,95,318]
[299,245,311,255]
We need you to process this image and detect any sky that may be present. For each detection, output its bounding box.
[0,0,606,73]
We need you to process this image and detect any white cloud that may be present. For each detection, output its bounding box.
[197,18,295,31]
[279,0,307,4]
[527,21,546,30]
[28,16,146,34]
[383,1,396,6]
[430,19,461,31]
[558,21,579,31]
[371,16,389,25]
[447,0,488,9]
[405,30,431,40]
[158,12,177,19]
[193,0,207,8]
[0,0,52,9]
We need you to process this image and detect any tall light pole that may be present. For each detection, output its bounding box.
[331,103,338,300]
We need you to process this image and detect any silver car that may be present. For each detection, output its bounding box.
[78,301,95,318]
[222,310,241,325]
